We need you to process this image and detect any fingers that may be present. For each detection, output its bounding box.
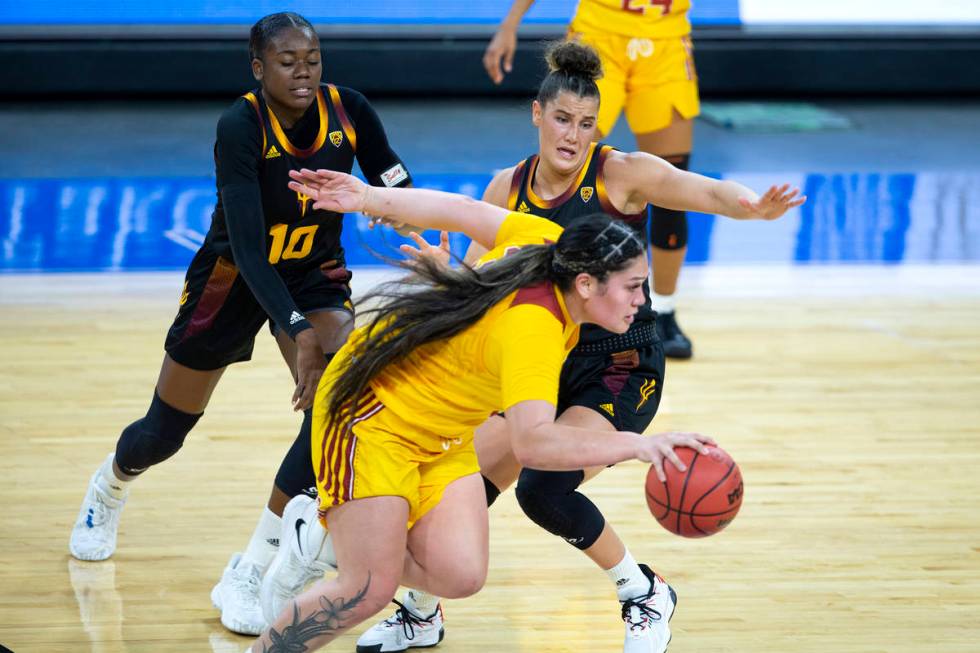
[292,373,319,411]
[398,243,422,259]
[650,457,666,483]
[408,231,430,249]
[678,432,713,454]
[483,47,503,84]
[287,180,319,198]
[660,443,688,475]
[503,47,514,75]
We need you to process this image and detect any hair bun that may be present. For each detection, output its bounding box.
[545,41,603,81]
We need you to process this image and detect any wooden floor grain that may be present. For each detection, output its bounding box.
[1,267,978,653]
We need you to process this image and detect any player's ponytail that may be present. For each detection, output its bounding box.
[325,214,644,426]
[537,40,603,106]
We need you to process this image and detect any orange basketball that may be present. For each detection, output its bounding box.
[645,445,743,538]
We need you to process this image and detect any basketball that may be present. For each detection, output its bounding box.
[645,445,743,538]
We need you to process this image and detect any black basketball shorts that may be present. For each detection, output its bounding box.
[557,340,665,434]
[164,245,353,370]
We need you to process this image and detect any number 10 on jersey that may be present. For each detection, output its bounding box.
[267,223,319,264]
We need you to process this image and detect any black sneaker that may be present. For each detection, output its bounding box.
[655,311,693,359]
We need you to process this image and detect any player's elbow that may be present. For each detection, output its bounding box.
[511,428,553,470]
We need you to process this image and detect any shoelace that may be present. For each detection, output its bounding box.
[620,591,663,632]
[385,600,435,640]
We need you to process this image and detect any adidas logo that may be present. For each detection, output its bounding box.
[289,311,305,325]
[517,200,531,213]
[599,403,615,416]
[266,538,280,547]
[265,145,281,159]
[616,578,629,587]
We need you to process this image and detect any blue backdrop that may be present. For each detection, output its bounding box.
[0,1,740,25]
[3,171,975,273]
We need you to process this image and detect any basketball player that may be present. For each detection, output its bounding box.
[66,11,413,637]
[485,0,701,359]
[246,167,717,652]
[356,41,804,653]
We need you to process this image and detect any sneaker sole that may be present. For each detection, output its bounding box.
[355,627,445,653]
[665,585,678,651]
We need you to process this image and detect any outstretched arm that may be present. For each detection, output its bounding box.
[288,168,508,251]
[610,151,806,220]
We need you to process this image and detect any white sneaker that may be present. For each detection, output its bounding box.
[356,597,445,653]
[211,552,267,635]
[621,564,677,653]
[69,460,126,561]
[259,494,336,623]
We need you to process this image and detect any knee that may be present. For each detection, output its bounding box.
[336,572,400,618]
[436,564,486,599]
[115,392,202,475]
[650,204,688,250]
[515,469,605,551]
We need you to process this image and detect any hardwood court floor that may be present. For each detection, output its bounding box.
[1,266,979,653]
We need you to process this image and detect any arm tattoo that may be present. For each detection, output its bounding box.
[261,575,371,652]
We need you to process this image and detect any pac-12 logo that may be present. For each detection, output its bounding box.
[580,186,594,203]
[329,130,343,147]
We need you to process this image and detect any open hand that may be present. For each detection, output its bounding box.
[738,184,806,220]
[287,168,369,214]
[400,230,451,268]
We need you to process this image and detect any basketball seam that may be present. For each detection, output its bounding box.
[645,492,741,518]
[687,462,737,535]
[675,451,698,534]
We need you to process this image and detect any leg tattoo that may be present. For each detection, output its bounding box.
[261,575,371,652]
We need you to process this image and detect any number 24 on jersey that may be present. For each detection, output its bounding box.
[622,0,672,15]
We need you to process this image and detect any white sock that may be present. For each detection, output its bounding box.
[650,292,676,314]
[96,454,130,500]
[405,589,440,617]
[240,507,282,570]
[606,549,651,601]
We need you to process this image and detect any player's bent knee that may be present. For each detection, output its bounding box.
[515,470,606,551]
[115,391,203,475]
[437,563,487,599]
[357,578,401,616]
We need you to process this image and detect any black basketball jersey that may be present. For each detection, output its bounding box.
[508,142,655,344]
[208,83,395,275]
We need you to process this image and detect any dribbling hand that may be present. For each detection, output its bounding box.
[637,431,717,482]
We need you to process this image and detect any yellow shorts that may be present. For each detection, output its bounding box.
[568,29,700,136]
[312,389,480,528]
